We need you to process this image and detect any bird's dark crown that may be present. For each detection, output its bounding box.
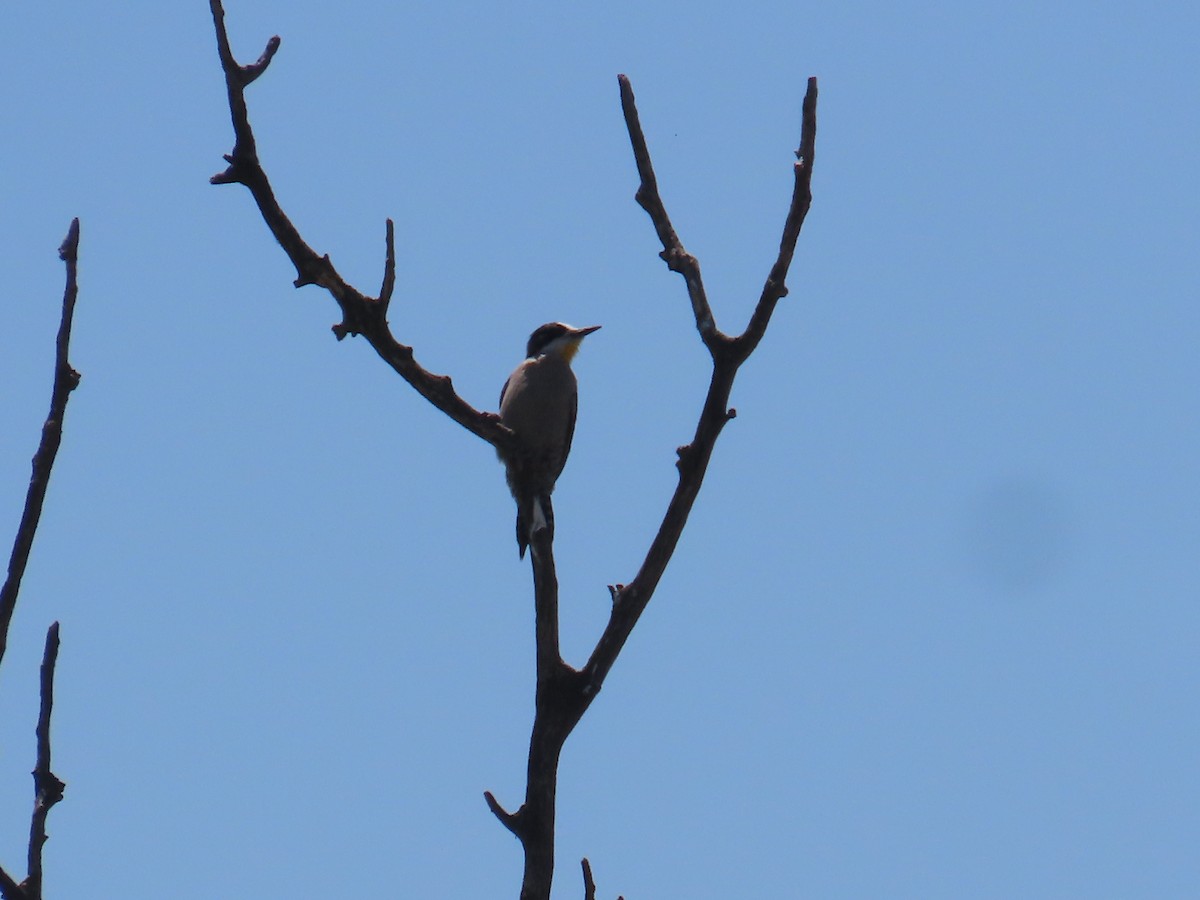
[526,322,573,358]
[524,322,600,359]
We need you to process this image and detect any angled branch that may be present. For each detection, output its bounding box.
[206,0,514,455]
[617,75,723,351]
[25,623,64,900]
[735,77,818,363]
[0,219,82,672]
[0,868,22,900]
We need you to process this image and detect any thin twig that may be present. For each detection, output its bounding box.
[735,77,819,363]
[581,858,596,900]
[0,219,82,672]
[378,219,397,315]
[617,76,721,348]
[484,790,522,838]
[25,623,64,900]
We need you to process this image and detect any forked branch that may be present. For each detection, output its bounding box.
[206,6,817,898]
[487,76,818,900]
[583,74,818,703]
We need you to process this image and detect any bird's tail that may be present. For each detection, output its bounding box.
[516,493,555,559]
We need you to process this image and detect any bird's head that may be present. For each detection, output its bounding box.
[525,322,601,362]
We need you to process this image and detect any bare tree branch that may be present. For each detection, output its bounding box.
[0,867,21,900]
[616,80,720,347]
[582,74,818,690]
[487,75,818,900]
[0,221,81,899]
[581,858,596,900]
[483,528,590,900]
[0,626,67,900]
[580,858,623,900]
[735,78,818,364]
[24,623,64,900]
[205,7,817,897]
[0,219,82,672]
[206,0,514,455]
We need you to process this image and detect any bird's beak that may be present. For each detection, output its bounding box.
[572,325,602,338]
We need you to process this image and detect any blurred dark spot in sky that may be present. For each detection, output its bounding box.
[959,474,1074,594]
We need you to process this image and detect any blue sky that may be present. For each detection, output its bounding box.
[2,1,1197,897]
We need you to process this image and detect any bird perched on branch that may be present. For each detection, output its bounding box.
[498,322,601,558]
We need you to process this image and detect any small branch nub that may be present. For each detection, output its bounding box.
[483,791,522,838]
[240,35,281,85]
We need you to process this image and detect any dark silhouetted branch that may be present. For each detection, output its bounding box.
[736,78,818,364]
[617,78,719,347]
[206,8,817,896]
[24,623,64,900]
[489,76,818,900]
[582,858,596,900]
[485,529,591,900]
[378,219,397,316]
[206,0,514,456]
[484,790,522,838]
[581,858,623,900]
[0,868,21,900]
[0,221,81,899]
[0,219,82,672]
[582,74,818,691]
[0,626,67,900]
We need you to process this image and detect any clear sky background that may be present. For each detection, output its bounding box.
[2,2,1197,898]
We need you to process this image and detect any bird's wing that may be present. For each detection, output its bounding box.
[499,358,533,413]
[556,388,578,482]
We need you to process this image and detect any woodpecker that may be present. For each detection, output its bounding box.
[498,322,601,558]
